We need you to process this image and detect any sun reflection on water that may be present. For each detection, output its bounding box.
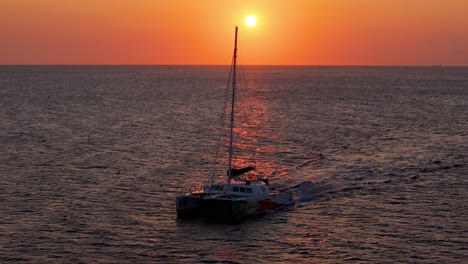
[212,76,287,183]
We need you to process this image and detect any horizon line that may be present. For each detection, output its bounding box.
[1,64,466,67]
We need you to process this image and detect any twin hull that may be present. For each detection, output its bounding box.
[176,194,205,219]
[176,193,293,220]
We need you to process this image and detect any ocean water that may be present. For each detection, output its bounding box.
[0,65,467,263]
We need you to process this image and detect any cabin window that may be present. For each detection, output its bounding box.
[233,187,239,192]
[214,186,225,191]
[240,187,246,193]
[246,188,252,193]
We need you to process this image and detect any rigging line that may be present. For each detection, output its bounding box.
[237,50,248,118]
[181,80,200,181]
[234,49,262,172]
[210,58,235,184]
[231,33,263,174]
[237,52,254,127]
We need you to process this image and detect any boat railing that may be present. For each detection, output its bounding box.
[181,182,209,195]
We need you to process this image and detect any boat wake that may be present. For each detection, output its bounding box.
[287,181,322,203]
[280,177,347,205]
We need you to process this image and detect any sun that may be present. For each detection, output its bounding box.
[245,15,257,27]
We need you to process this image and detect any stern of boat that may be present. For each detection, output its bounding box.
[176,193,206,219]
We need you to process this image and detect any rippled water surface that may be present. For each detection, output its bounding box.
[1,66,467,263]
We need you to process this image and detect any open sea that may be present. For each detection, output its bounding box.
[0,65,467,263]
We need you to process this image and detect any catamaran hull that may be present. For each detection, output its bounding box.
[201,193,294,220]
[201,199,256,220]
[176,194,206,219]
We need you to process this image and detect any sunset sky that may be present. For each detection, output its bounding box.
[1,0,467,65]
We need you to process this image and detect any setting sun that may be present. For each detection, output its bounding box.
[1,0,467,65]
[245,15,257,27]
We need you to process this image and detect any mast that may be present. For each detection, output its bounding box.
[227,26,238,184]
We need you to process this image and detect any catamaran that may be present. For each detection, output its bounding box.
[176,26,294,220]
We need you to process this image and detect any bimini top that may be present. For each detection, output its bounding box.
[227,166,255,178]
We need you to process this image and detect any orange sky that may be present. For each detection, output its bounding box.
[1,0,467,65]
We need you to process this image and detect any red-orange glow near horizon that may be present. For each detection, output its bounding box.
[1,0,467,65]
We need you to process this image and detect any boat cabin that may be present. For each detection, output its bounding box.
[207,180,270,199]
